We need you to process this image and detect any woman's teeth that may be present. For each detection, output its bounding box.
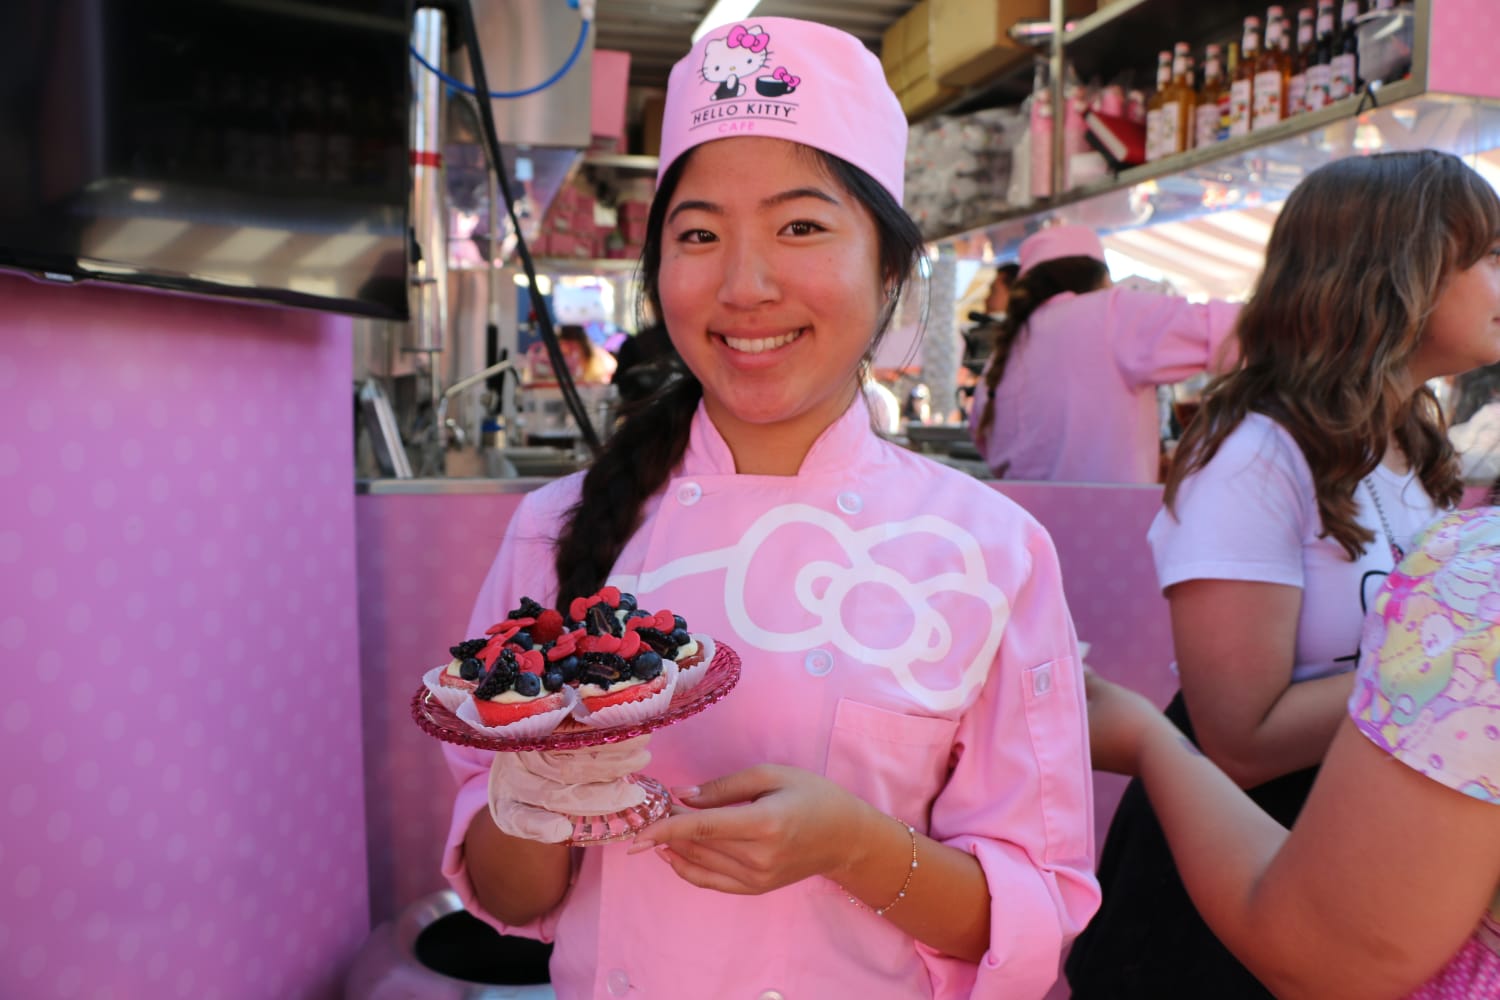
[723,329,804,353]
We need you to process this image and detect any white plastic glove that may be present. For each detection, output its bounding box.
[487,736,653,843]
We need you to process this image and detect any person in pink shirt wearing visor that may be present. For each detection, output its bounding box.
[439,16,1098,999]
[968,224,1240,483]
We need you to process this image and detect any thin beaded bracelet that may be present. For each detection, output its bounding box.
[847,822,919,917]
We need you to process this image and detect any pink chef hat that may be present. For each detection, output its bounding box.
[1017,224,1107,276]
[656,17,907,203]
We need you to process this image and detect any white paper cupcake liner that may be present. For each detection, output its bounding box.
[455,686,579,741]
[423,664,475,714]
[673,634,714,693]
[571,660,680,729]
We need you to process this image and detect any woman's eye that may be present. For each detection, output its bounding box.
[676,228,716,244]
[784,220,824,237]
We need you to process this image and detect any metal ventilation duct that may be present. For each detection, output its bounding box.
[454,0,595,149]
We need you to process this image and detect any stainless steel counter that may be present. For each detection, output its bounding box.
[356,477,552,495]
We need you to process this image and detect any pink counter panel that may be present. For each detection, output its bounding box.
[356,479,1178,927]
[0,273,369,999]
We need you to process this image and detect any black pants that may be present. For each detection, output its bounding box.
[1065,692,1319,999]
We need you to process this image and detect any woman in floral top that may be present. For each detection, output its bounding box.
[1086,506,1500,998]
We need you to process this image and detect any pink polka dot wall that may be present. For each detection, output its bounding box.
[0,272,368,999]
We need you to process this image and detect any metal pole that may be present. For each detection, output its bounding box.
[1049,0,1066,200]
[410,8,449,423]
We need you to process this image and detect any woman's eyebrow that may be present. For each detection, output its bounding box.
[761,187,840,209]
[666,187,840,225]
[666,199,719,224]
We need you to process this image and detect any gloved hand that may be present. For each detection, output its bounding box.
[487,736,653,843]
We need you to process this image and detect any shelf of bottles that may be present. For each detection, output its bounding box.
[934,0,1494,258]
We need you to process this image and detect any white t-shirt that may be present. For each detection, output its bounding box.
[1148,413,1440,683]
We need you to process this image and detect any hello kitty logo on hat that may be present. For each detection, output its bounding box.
[695,23,803,107]
[658,16,907,203]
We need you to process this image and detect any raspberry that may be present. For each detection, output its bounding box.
[531,609,565,643]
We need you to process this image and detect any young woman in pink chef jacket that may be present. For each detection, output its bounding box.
[1068,149,1500,998]
[438,17,1098,999]
[968,224,1241,483]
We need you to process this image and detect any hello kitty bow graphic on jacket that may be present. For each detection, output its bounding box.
[615,503,1009,712]
[697,23,803,103]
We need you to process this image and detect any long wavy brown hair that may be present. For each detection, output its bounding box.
[1165,150,1500,558]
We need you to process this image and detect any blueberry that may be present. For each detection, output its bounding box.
[513,672,542,697]
[557,655,580,683]
[669,628,691,648]
[618,593,638,612]
[459,657,484,681]
[510,631,534,651]
[672,614,687,632]
[542,670,565,692]
[631,650,663,681]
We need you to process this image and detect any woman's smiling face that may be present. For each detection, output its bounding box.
[657,137,885,474]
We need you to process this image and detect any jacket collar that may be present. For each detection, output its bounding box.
[681,396,877,479]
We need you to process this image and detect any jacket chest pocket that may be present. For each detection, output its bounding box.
[822,698,959,829]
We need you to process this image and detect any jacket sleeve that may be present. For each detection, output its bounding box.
[1106,287,1242,389]
[919,518,1100,1000]
[439,479,582,941]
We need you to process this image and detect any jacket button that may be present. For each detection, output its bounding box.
[836,491,863,514]
[606,968,631,995]
[804,649,834,677]
[676,482,702,506]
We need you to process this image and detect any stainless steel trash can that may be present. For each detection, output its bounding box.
[345,890,555,999]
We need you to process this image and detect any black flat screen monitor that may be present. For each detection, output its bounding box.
[1,0,412,319]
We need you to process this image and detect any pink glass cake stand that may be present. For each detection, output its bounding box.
[412,641,741,845]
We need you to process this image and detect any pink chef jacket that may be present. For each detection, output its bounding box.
[443,400,1099,1000]
[969,287,1241,483]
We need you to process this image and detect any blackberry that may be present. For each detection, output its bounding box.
[474,670,506,700]
[580,652,627,689]
[505,597,545,620]
[585,603,617,636]
[634,628,673,656]
[449,638,487,660]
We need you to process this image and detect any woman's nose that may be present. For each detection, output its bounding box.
[717,237,779,308]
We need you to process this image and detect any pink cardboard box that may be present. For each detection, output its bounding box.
[591,49,631,140]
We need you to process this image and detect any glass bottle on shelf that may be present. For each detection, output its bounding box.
[1144,50,1173,162]
[1196,44,1226,150]
[1158,42,1194,158]
[1329,0,1362,102]
[1252,7,1289,130]
[1218,41,1239,141]
[1305,0,1336,112]
[1229,17,1259,137]
[1287,6,1315,116]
